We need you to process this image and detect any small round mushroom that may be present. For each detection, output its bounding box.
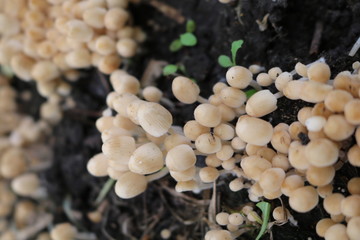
[142,86,163,102]
[235,115,273,146]
[307,62,331,83]
[204,230,232,240]
[268,67,282,80]
[347,177,360,195]
[256,73,273,87]
[305,138,339,167]
[344,99,360,125]
[306,165,335,187]
[169,166,196,182]
[104,7,129,31]
[323,114,355,141]
[347,216,360,240]
[295,62,308,77]
[324,89,353,113]
[229,178,244,192]
[137,102,173,137]
[240,155,272,181]
[271,154,290,171]
[87,153,109,177]
[195,133,222,154]
[129,142,164,174]
[183,120,209,141]
[275,72,292,92]
[165,144,196,172]
[219,87,246,108]
[11,173,40,197]
[300,81,333,103]
[341,195,360,217]
[175,180,197,192]
[114,171,147,198]
[272,206,290,221]
[66,19,94,42]
[305,116,327,132]
[270,130,291,154]
[324,224,349,240]
[194,104,221,128]
[214,123,235,141]
[317,184,334,199]
[97,54,122,74]
[228,213,244,225]
[323,193,345,215]
[245,90,277,117]
[102,135,136,163]
[199,167,219,183]
[116,38,137,58]
[226,66,253,89]
[50,223,77,240]
[316,218,336,238]
[172,76,200,104]
[282,80,306,100]
[259,168,285,193]
[289,186,319,213]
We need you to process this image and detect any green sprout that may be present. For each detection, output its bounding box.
[218,39,244,68]
[255,201,271,240]
[169,20,197,52]
[245,88,257,98]
[162,64,196,82]
[94,178,116,205]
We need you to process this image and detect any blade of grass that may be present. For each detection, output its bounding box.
[95,178,116,205]
[231,39,244,65]
[255,201,271,240]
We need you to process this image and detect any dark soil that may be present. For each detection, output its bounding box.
[13,0,359,239]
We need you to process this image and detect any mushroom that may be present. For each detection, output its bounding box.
[307,62,331,83]
[323,193,345,215]
[316,218,336,238]
[194,104,221,128]
[289,186,319,213]
[347,177,360,195]
[128,142,164,174]
[114,171,147,199]
[87,153,109,177]
[216,212,229,226]
[245,90,278,117]
[324,224,349,240]
[235,115,273,146]
[226,66,253,89]
[341,195,360,217]
[50,223,78,240]
[240,155,272,181]
[344,99,360,125]
[347,216,360,240]
[204,230,232,240]
[305,138,339,167]
[259,168,285,193]
[171,76,201,104]
[165,144,196,172]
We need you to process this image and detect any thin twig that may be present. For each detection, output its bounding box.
[147,0,185,24]
[309,21,323,55]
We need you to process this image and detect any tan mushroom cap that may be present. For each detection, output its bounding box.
[199,167,219,183]
[31,60,60,82]
[165,144,196,172]
[347,216,360,240]
[102,135,136,163]
[115,172,147,199]
[226,66,253,89]
[205,230,232,240]
[11,173,40,197]
[333,71,360,97]
[344,99,360,125]
[111,74,140,95]
[316,218,336,237]
[297,107,313,125]
[228,213,244,226]
[323,193,345,215]
[347,145,360,167]
[240,155,272,181]
[295,62,308,77]
[137,102,173,137]
[289,186,319,213]
[128,142,164,175]
[175,180,197,192]
[215,212,229,226]
[142,86,163,102]
[256,73,273,87]
[50,223,77,240]
[214,123,235,141]
[307,62,331,83]
[317,184,334,199]
[324,89,353,113]
[172,76,200,104]
[324,224,349,240]
[305,138,339,167]
[169,166,196,182]
[281,174,304,197]
[270,130,291,154]
[271,154,290,171]
[229,178,244,192]
[283,80,306,100]
[0,148,26,179]
[341,195,360,217]
[246,90,277,117]
[87,153,109,177]
[275,72,292,91]
[183,120,209,141]
[272,206,290,221]
[164,134,191,151]
[235,116,273,146]
[195,133,222,154]
[194,104,221,128]
[219,86,246,108]
[305,116,327,132]
[259,168,285,193]
[347,177,360,195]
[300,81,333,103]
[323,114,355,141]
[306,165,335,187]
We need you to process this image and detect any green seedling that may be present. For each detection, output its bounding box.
[245,88,257,98]
[218,39,244,68]
[169,20,198,52]
[255,201,271,240]
[162,64,197,82]
[94,178,116,205]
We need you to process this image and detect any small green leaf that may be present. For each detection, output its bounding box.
[255,201,271,240]
[245,89,257,98]
[163,64,178,76]
[231,39,244,65]
[180,33,197,46]
[1,65,14,78]
[190,78,197,83]
[95,178,116,205]
[218,55,233,68]
[186,20,196,33]
[178,64,187,75]
[169,39,183,52]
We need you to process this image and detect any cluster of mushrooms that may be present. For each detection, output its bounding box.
[88,59,360,240]
[0,74,57,240]
[0,0,144,126]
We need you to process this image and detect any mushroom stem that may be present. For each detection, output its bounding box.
[274,91,284,99]
[75,232,98,240]
[197,96,209,104]
[249,80,262,91]
[146,167,169,182]
[349,36,360,57]
[160,97,175,109]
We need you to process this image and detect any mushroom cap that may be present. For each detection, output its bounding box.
[228,213,244,226]
[323,193,345,215]
[87,153,109,177]
[137,102,173,137]
[316,218,336,237]
[240,155,272,181]
[194,104,221,128]
[50,223,77,240]
[348,144,360,167]
[317,184,334,199]
[306,165,335,187]
[115,172,147,199]
[219,87,246,108]
[324,224,349,240]
[281,174,304,197]
[172,76,200,104]
[344,99,360,125]
[305,138,339,167]
[0,148,26,179]
[129,142,164,175]
[323,114,355,141]
[259,168,285,193]
[183,120,209,141]
[347,177,360,195]
[226,66,253,89]
[289,186,319,213]
[275,72,292,91]
[102,135,135,162]
[305,116,327,132]
[341,195,360,217]
[283,80,306,100]
[195,133,222,154]
[169,166,196,182]
[165,144,196,172]
[175,180,197,192]
[199,167,219,183]
[215,212,229,226]
[205,230,232,240]
[347,216,360,240]
[236,116,273,146]
[300,81,333,103]
[245,90,277,117]
[270,130,291,154]
[324,89,353,113]
[11,173,40,197]
[307,62,331,83]
[164,134,191,151]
